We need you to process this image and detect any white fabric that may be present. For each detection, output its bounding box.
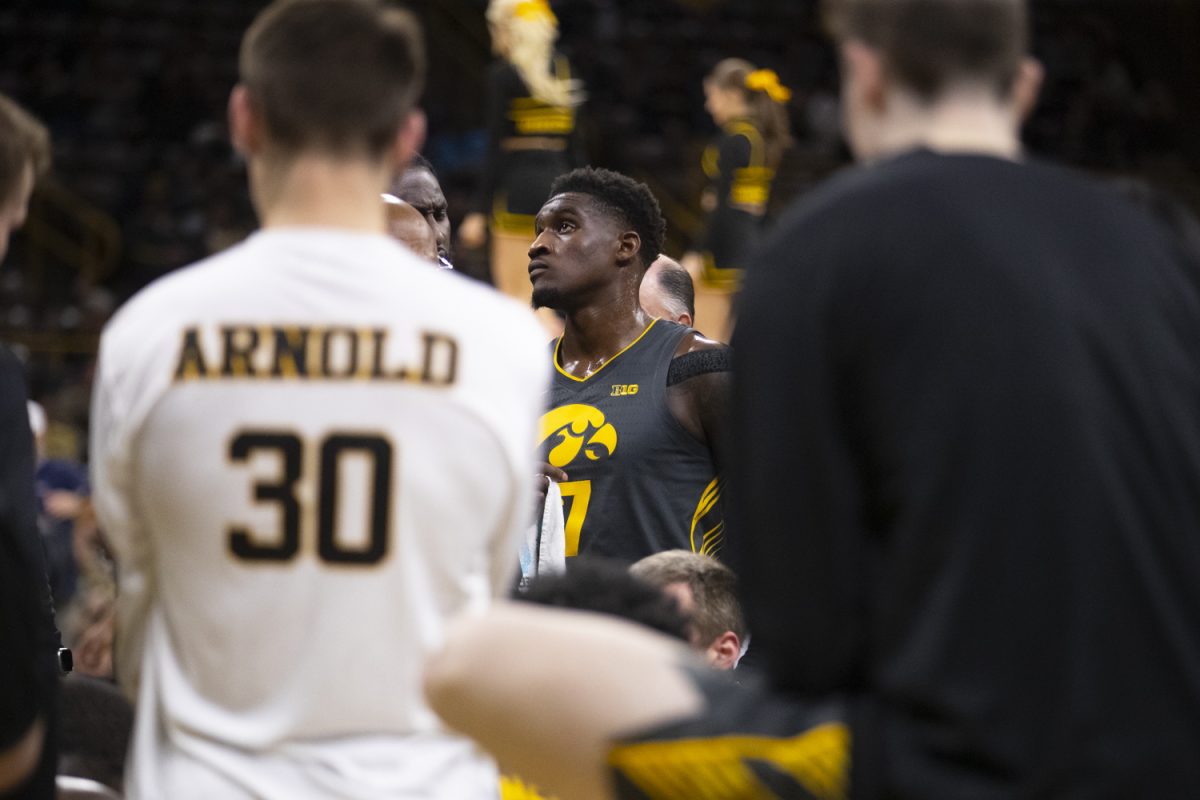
[519,481,565,582]
[91,228,548,799]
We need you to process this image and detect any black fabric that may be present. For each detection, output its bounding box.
[666,347,733,387]
[0,345,59,798]
[471,59,581,219]
[730,150,1200,799]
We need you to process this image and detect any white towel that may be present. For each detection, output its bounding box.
[519,480,566,584]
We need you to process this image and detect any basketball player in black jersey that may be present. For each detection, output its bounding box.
[529,167,731,563]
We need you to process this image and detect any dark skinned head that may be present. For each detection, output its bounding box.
[389,155,451,262]
[529,167,665,313]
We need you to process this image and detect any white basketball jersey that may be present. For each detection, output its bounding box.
[91,229,548,799]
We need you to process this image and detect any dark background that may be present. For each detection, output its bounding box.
[1,0,1198,456]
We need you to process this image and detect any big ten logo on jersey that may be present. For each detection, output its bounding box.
[172,324,458,387]
[609,383,639,397]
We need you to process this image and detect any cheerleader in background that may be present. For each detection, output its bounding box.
[682,59,792,341]
[460,0,584,322]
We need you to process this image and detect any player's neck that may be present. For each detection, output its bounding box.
[870,89,1022,162]
[252,154,391,233]
[559,293,652,375]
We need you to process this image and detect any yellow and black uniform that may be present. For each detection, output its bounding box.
[473,58,580,238]
[609,665,849,800]
[540,320,723,562]
[696,118,775,289]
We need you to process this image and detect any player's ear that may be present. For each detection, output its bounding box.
[706,631,742,671]
[389,109,427,173]
[228,85,262,157]
[1012,57,1044,124]
[841,40,886,112]
[679,311,694,328]
[616,230,641,268]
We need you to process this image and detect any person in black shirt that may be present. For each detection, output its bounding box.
[460,0,583,317]
[426,1,1200,798]
[530,168,731,563]
[0,92,58,800]
[682,59,792,340]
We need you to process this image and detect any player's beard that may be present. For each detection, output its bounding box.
[531,285,567,312]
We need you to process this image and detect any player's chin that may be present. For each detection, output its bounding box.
[531,284,565,312]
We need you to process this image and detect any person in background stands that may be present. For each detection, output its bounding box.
[460,0,584,321]
[682,59,792,340]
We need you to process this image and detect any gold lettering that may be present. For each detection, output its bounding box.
[174,327,209,381]
[271,326,310,378]
[419,332,458,386]
[320,327,359,379]
[221,326,260,378]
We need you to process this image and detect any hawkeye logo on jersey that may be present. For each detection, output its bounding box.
[609,384,639,397]
[172,325,458,386]
[538,404,617,469]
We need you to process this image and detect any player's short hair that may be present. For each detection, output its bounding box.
[517,558,691,642]
[654,262,695,320]
[239,0,425,158]
[630,551,747,646]
[823,0,1028,101]
[0,93,51,205]
[405,152,436,176]
[550,167,666,269]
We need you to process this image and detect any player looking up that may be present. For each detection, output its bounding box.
[91,1,547,797]
[531,167,731,562]
[426,0,1200,798]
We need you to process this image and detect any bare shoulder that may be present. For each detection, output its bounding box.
[672,330,728,358]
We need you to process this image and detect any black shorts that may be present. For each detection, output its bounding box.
[607,665,849,800]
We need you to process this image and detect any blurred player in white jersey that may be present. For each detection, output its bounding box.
[89,1,547,797]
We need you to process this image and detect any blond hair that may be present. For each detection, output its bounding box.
[0,93,51,204]
[487,0,582,108]
[631,550,747,645]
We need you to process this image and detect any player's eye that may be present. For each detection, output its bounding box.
[433,207,448,221]
[558,220,576,233]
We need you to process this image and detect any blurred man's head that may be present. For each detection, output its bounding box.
[0,94,50,262]
[384,196,439,263]
[823,0,1041,161]
[230,0,426,199]
[517,558,691,643]
[389,154,451,265]
[630,551,747,670]
[640,255,695,327]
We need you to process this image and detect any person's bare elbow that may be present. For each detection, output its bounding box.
[0,717,44,795]
[424,612,500,735]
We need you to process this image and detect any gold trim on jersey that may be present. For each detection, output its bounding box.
[608,722,850,800]
[500,775,557,800]
[553,319,658,383]
[689,476,724,557]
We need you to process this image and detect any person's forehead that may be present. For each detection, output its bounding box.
[539,192,603,219]
[395,169,443,201]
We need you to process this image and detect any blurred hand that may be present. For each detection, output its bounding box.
[44,490,85,520]
[535,462,569,512]
[459,213,488,250]
[75,608,115,679]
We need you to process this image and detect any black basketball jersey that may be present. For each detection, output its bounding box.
[540,320,723,562]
